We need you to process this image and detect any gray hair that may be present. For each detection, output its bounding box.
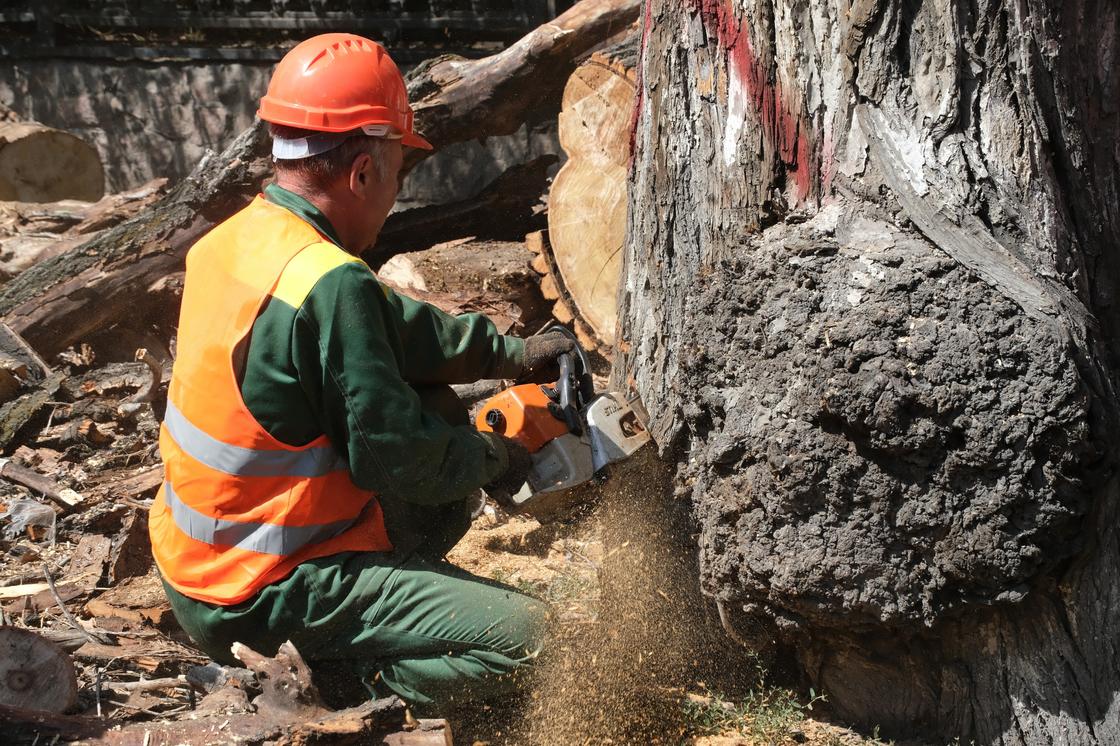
[269,124,393,187]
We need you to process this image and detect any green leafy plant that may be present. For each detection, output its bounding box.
[682,682,826,744]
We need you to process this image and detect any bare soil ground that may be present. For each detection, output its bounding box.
[446,497,886,745]
[0,234,894,745]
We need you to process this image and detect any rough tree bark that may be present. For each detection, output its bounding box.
[616,0,1119,743]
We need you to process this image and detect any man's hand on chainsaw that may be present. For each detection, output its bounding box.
[482,434,534,511]
[519,331,576,384]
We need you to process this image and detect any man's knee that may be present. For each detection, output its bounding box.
[496,590,550,661]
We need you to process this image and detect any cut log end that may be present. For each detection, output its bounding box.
[543,34,638,354]
[527,230,608,353]
[0,627,79,713]
[0,123,104,203]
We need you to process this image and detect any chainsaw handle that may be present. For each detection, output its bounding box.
[541,323,595,404]
[556,352,582,435]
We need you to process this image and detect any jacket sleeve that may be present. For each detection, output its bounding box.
[376,281,525,384]
[292,262,513,504]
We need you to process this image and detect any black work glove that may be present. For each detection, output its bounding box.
[483,434,534,510]
[519,331,577,384]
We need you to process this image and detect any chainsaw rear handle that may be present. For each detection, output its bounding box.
[539,323,595,404]
[556,352,582,435]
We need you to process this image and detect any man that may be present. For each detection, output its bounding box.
[148,32,574,709]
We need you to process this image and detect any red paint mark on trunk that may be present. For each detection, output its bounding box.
[689,0,815,202]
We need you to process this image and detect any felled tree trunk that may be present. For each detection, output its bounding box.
[0,0,640,360]
[376,155,556,256]
[616,0,1120,743]
[536,35,638,352]
[0,180,168,282]
[0,125,273,358]
[404,0,640,172]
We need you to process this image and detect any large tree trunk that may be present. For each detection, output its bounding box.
[617,0,1120,743]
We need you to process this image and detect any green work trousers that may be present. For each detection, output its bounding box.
[163,551,546,708]
[161,385,547,708]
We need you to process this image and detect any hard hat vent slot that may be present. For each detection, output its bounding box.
[306,49,330,71]
[334,39,374,56]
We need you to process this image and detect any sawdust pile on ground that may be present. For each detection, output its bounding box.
[449,448,884,745]
[515,449,742,744]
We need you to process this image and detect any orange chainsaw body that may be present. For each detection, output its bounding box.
[475,383,569,453]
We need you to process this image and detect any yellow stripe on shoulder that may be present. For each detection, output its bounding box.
[272,242,366,308]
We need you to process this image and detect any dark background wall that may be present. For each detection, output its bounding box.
[0,0,569,203]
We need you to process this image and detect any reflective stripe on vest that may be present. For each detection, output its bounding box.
[161,480,357,556]
[163,399,346,478]
[150,199,393,605]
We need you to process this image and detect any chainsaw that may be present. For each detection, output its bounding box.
[475,326,651,520]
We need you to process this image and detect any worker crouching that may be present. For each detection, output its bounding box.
[148,33,574,710]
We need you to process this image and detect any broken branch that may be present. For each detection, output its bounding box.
[0,457,83,511]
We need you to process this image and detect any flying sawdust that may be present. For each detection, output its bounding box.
[513,447,745,744]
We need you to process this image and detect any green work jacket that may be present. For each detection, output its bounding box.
[239,183,525,505]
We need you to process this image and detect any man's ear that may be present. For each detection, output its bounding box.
[349,152,374,197]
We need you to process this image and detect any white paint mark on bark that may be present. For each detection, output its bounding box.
[723,63,747,167]
[896,135,932,197]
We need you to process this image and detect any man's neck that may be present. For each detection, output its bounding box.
[272,176,361,254]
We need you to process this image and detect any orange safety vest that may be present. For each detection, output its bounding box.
[150,195,392,605]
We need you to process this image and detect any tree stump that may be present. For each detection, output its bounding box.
[0,123,104,203]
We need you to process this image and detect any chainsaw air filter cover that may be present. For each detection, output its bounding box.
[474,382,570,453]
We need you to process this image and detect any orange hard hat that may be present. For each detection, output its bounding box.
[258,33,432,150]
